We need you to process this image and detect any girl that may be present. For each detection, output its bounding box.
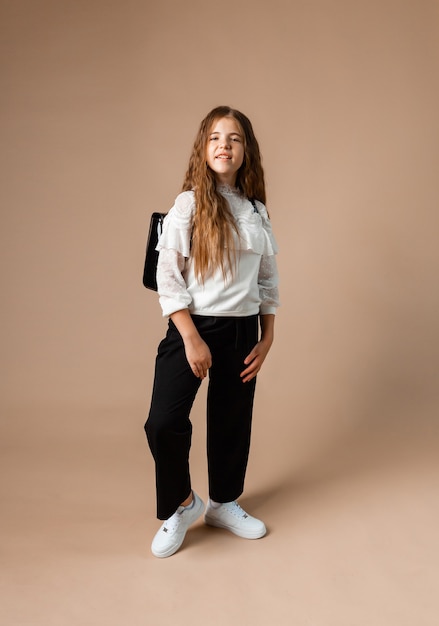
[145,106,279,558]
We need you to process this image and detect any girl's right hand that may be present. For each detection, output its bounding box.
[184,335,212,379]
[169,309,212,379]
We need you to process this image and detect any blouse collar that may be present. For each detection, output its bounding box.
[217,183,241,196]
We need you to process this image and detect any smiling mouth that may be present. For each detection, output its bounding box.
[216,154,231,160]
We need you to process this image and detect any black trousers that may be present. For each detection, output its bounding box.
[145,314,258,520]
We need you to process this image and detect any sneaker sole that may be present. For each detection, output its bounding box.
[204,515,266,539]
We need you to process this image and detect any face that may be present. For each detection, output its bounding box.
[206,117,245,187]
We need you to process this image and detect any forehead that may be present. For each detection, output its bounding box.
[209,116,243,135]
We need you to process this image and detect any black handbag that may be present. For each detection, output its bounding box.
[142,212,166,291]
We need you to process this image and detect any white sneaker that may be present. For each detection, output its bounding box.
[204,500,266,539]
[151,492,205,558]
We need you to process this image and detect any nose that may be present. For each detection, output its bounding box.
[219,136,231,149]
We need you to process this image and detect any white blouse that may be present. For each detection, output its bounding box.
[156,186,280,318]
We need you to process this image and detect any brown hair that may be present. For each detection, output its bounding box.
[182,106,267,282]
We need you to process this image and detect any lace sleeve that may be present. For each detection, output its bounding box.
[258,254,280,315]
[156,191,194,257]
[157,248,192,317]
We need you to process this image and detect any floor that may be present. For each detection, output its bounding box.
[1,404,438,626]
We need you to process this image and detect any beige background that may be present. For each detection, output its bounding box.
[1,0,438,624]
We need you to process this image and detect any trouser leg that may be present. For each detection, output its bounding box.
[206,316,258,503]
[145,321,201,520]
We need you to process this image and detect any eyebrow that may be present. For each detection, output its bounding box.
[209,131,242,137]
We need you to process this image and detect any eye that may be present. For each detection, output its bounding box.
[232,137,241,142]
[209,136,219,141]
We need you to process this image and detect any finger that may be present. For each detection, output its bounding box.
[195,366,209,379]
[243,350,257,365]
[240,360,254,375]
[192,364,203,378]
[240,362,259,381]
[241,369,257,383]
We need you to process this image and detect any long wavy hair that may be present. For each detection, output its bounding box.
[182,106,267,282]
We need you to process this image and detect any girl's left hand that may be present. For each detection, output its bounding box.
[240,339,272,383]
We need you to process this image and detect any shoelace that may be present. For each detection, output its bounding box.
[223,501,247,519]
[162,509,183,533]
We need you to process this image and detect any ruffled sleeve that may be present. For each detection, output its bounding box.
[156,191,195,317]
[156,191,195,257]
[252,202,280,315]
[258,254,280,315]
[252,201,279,255]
